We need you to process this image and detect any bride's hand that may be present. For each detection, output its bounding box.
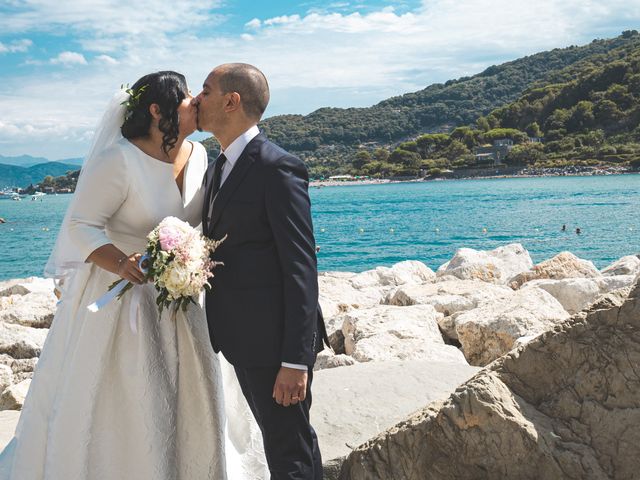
[117,253,146,285]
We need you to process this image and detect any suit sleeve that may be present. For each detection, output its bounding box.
[67,147,130,261]
[265,154,319,366]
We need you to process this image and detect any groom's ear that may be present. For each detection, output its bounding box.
[224,92,241,113]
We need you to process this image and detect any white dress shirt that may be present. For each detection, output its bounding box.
[218,125,260,187]
[220,126,308,372]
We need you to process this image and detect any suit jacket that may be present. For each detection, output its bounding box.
[202,133,328,368]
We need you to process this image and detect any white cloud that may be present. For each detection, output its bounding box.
[245,18,261,29]
[263,14,301,26]
[1,0,640,158]
[50,51,88,65]
[0,1,225,40]
[0,39,33,53]
[95,54,119,65]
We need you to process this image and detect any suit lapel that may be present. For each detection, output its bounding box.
[209,133,266,231]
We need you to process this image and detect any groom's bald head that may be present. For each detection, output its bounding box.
[213,63,270,121]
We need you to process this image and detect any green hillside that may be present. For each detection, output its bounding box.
[372,29,640,177]
[0,162,79,189]
[203,30,640,177]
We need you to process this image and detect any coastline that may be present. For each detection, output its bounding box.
[310,167,638,187]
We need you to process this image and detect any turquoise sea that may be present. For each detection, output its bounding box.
[0,174,638,281]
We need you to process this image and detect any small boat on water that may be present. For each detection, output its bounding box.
[31,192,46,201]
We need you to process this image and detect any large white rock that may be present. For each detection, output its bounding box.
[436,244,533,285]
[455,287,570,366]
[318,276,385,330]
[350,261,435,289]
[341,305,467,364]
[522,278,602,314]
[597,275,638,293]
[385,280,513,316]
[0,291,57,329]
[600,255,640,277]
[509,251,601,288]
[0,379,30,410]
[312,360,481,474]
[0,323,49,359]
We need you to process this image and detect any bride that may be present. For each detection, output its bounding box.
[0,71,267,479]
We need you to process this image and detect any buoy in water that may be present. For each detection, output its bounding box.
[359,228,364,233]
[435,228,440,233]
[320,228,325,233]
[0,218,5,224]
[482,228,488,234]
[389,228,394,233]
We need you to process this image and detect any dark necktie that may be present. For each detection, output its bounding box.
[212,153,227,197]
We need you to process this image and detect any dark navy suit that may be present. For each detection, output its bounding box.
[203,132,327,479]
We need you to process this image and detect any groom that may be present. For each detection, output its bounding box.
[194,63,328,479]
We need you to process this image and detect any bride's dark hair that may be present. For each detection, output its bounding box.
[121,71,188,155]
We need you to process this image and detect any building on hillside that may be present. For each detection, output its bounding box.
[473,139,514,166]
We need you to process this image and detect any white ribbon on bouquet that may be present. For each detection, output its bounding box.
[87,254,150,334]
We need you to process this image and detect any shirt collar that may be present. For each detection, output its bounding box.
[221,125,260,169]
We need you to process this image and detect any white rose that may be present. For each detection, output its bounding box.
[161,265,191,297]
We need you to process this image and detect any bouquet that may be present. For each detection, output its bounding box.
[89,216,224,315]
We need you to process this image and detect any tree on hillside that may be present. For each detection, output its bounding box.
[525,122,543,137]
[505,143,546,165]
[353,150,371,170]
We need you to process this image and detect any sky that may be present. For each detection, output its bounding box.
[1,0,639,160]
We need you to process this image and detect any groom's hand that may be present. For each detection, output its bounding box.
[273,367,308,407]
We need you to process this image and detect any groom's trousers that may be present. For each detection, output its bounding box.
[233,365,323,480]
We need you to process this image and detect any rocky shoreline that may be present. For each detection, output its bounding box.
[0,244,639,477]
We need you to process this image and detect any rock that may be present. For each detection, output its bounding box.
[0,354,38,376]
[600,255,640,277]
[319,271,357,280]
[314,350,356,370]
[0,365,12,393]
[0,379,31,410]
[328,329,345,354]
[341,305,467,364]
[0,291,57,328]
[319,276,385,321]
[350,261,435,289]
[0,277,56,298]
[455,287,570,366]
[339,280,640,480]
[523,275,638,316]
[597,274,638,293]
[509,251,601,288]
[319,297,343,324]
[0,410,20,450]
[521,277,601,314]
[385,280,513,317]
[0,323,48,359]
[436,243,533,284]
[313,360,480,477]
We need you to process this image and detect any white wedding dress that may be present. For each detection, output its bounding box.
[0,138,268,479]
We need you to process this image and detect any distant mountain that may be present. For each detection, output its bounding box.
[201,31,640,176]
[0,154,83,168]
[0,162,79,189]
